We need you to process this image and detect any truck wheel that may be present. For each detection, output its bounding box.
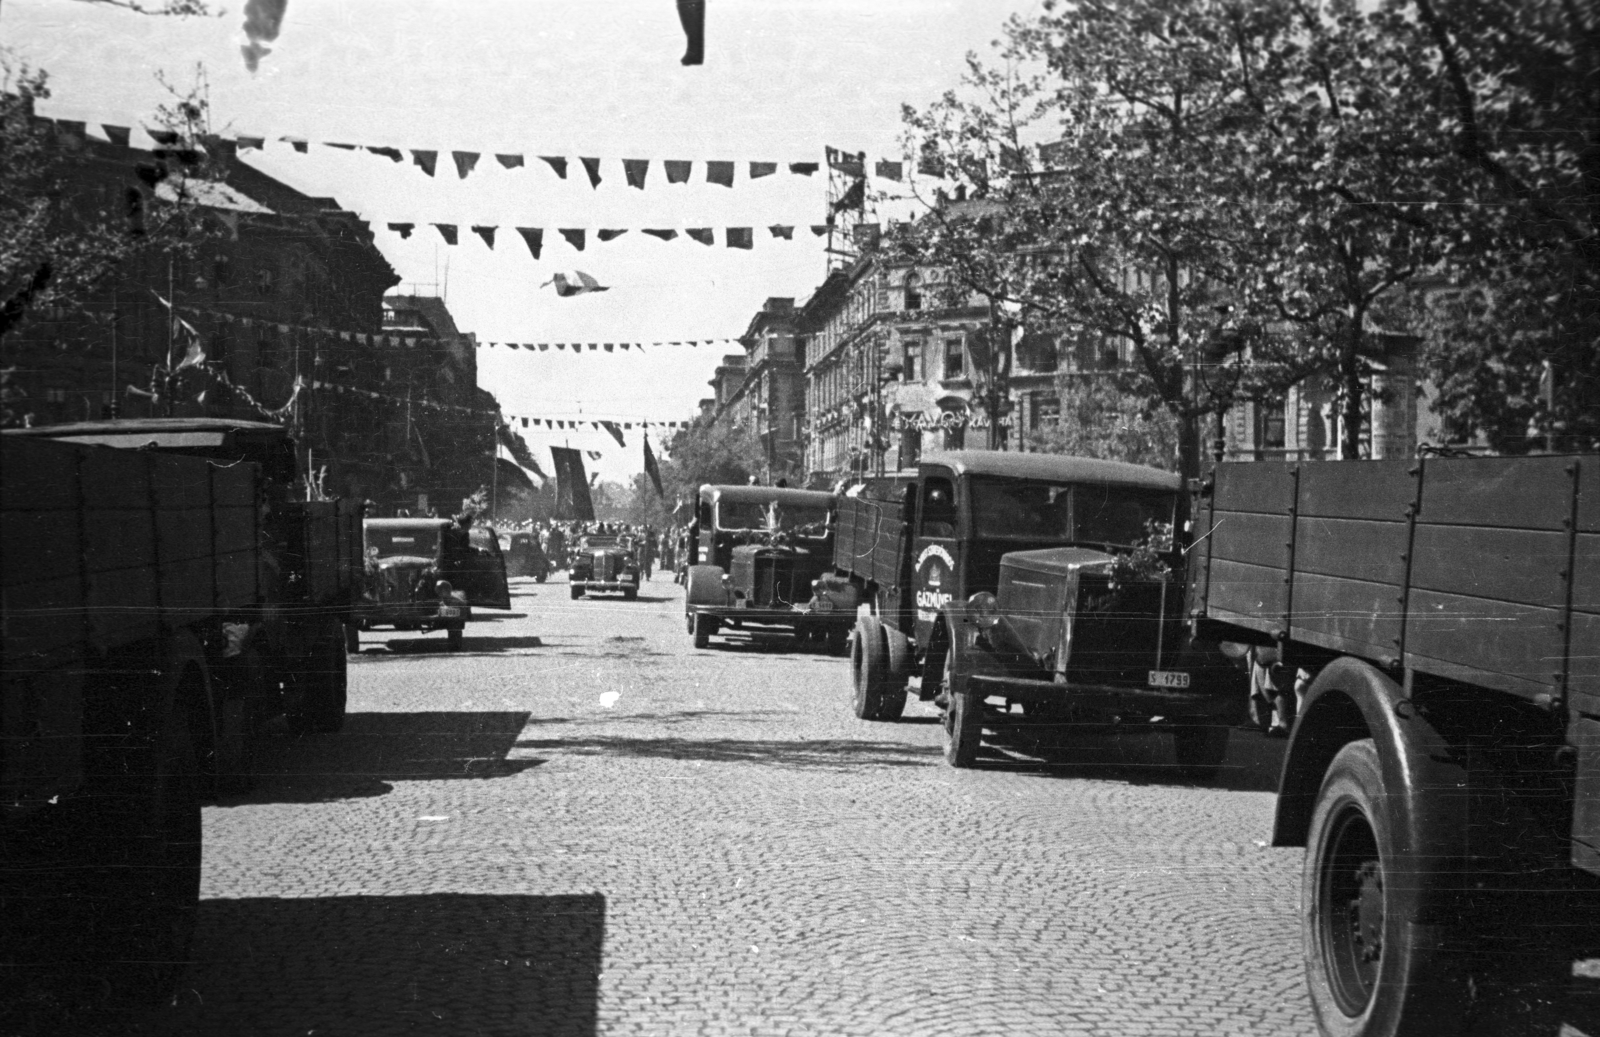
[940,648,982,768]
[447,626,464,651]
[1172,720,1228,783]
[692,611,717,649]
[623,588,638,601]
[1304,739,1470,1037]
[570,584,585,600]
[344,622,360,654]
[96,694,204,1004]
[288,630,347,735]
[850,616,902,721]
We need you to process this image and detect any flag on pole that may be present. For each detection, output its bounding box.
[644,435,664,496]
[550,447,595,520]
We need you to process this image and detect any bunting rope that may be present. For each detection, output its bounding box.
[384,222,835,254]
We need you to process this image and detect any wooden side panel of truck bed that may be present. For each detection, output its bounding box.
[834,494,907,603]
[1,437,260,667]
[1200,455,1598,706]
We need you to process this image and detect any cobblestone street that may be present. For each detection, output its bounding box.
[126,574,1595,1037]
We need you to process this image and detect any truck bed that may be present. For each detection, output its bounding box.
[2,436,261,670]
[1195,455,1598,710]
[834,494,906,590]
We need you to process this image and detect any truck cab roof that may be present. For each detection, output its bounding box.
[920,451,1180,492]
[5,418,299,484]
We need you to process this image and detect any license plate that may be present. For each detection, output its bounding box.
[438,606,461,618]
[1147,670,1190,689]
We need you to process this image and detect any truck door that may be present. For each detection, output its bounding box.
[461,527,511,609]
[911,471,960,649]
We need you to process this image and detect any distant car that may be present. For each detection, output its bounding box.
[351,518,510,651]
[569,534,642,600]
[505,531,550,581]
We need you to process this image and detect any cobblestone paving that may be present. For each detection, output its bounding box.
[123,573,1596,1037]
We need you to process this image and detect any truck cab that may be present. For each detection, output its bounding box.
[682,484,854,650]
[834,451,1233,771]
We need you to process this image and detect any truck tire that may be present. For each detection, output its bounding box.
[570,584,585,599]
[940,646,982,768]
[692,611,717,649]
[98,693,204,1004]
[1303,739,1470,1037]
[344,621,360,654]
[447,626,464,651]
[851,616,903,721]
[1172,720,1228,783]
[288,629,348,735]
[623,588,637,601]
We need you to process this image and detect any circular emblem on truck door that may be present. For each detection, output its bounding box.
[914,544,956,619]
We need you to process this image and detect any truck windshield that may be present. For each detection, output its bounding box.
[717,500,830,537]
[969,477,1173,546]
[367,527,441,558]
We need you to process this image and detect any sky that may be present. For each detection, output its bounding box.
[3,0,1040,483]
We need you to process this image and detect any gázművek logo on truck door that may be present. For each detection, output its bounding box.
[914,544,956,622]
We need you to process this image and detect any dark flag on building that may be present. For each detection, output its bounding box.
[550,447,596,520]
[643,435,664,496]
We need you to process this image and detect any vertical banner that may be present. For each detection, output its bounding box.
[643,435,664,496]
[550,446,596,520]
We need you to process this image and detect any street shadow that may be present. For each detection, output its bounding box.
[370,635,547,655]
[221,711,544,805]
[513,734,939,770]
[131,893,604,1037]
[977,722,1286,793]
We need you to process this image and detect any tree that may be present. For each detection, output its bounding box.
[1025,376,1181,469]
[1,57,225,346]
[896,1,1315,483]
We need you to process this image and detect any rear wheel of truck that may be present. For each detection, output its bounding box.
[939,646,981,768]
[623,588,638,601]
[95,690,204,1005]
[1172,720,1228,783]
[1304,739,1470,1037]
[692,611,717,649]
[289,628,347,735]
[850,616,900,721]
[570,585,585,600]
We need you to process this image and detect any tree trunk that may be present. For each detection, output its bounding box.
[1340,318,1365,460]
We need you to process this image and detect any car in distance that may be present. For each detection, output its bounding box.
[569,533,643,600]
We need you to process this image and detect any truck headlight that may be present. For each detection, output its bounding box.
[967,591,1000,630]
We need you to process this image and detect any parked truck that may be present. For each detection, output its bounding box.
[1185,453,1597,1037]
[2,420,360,1005]
[824,451,1238,774]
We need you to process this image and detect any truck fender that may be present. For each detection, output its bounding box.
[941,607,1011,695]
[1273,656,1470,924]
[684,565,730,610]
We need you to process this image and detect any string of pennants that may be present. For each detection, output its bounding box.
[52,120,914,185]
[301,376,694,431]
[386,223,841,254]
[176,304,735,353]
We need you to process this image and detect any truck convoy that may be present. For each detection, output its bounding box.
[834,449,1597,1037]
[1,418,362,1004]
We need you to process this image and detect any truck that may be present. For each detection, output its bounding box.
[1186,453,1598,1037]
[825,451,1238,774]
[1,420,361,1006]
[683,484,856,651]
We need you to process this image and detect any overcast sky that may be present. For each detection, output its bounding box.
[4,0,1037,482]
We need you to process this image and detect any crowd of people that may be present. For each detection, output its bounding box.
[493,518,688,581]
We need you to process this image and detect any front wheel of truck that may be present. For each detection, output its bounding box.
[939,646,981,768]
[1304,739,1471,1037]
[1172,719,1228,783]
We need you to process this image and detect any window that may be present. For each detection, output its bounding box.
[902,341,922,382]
[943,338,964,379]
[1031,395,1061,429]
[904,271,922,311]
[1256,400,1286,455]
[919,477,957,538]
